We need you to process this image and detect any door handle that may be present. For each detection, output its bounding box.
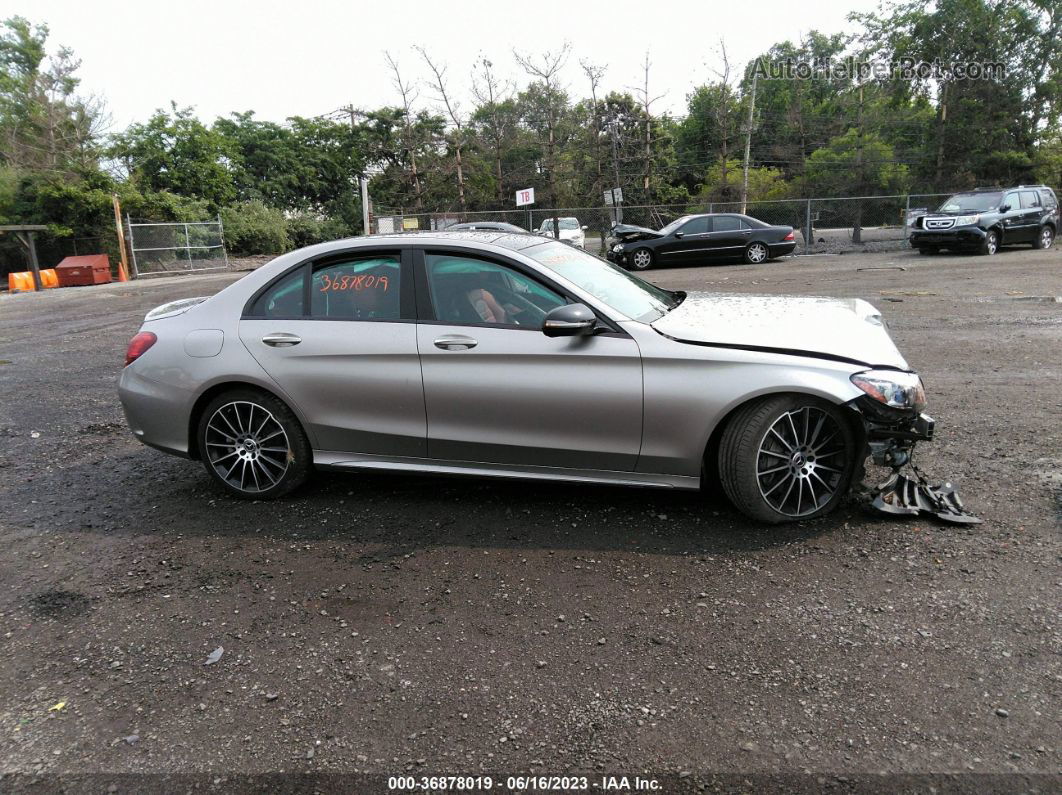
[261,332,302,347]
[434,335,478,351]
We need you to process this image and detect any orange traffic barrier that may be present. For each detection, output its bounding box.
[6,270,58,291]
[7,271,34,292]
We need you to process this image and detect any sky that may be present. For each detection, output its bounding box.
[7,0,881,131]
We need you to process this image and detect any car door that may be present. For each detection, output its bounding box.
[705,215,750,259]
[1019,191,1043,241]
[415,248,643,471]
[238,248,427,456]
[667,216,712,263]
[1000,191,1026,242]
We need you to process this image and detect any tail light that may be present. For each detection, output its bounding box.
[125,331,157,366]
[783,230,795,241]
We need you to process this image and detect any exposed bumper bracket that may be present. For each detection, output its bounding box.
[848,400,981,525]
[870,467,981,525]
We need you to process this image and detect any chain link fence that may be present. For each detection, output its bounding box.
[373,194,953,255]
[126,218,229,276]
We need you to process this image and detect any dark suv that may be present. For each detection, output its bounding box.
[909,185,1058,255]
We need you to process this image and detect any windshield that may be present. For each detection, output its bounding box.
[525,241,677,322]
[540,218,580,231]
[938,192,1002,213]
[658,215,695,235]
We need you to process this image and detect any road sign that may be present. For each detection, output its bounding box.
[603,187,623,206]
[515,188,535,207]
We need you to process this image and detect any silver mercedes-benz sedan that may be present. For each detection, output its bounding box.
[119,231,934,524]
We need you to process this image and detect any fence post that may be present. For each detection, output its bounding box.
[125,214,139,279]
[217,215,230,268]
[904,194,911,240]
[805,198,813,255]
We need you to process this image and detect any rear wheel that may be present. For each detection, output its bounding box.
[744,241,769,264]
[1033,225,1054,250]
[197,388,311,499]
[629,247,654,270]
[718,395,858,524]
[981,229,999,255]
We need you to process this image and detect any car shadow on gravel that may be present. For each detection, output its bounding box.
[22,446,858,559]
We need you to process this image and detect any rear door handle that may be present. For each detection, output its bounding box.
[262,332,302,347]
[434,335,478,351]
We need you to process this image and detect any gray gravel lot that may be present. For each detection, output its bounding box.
[0,244,1059,790]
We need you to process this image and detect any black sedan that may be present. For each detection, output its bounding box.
[445,221,528,233]
[607,213,796,270]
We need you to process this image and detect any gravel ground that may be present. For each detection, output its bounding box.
[0,244,1059,791]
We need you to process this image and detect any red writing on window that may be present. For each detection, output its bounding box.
[319,273,390,292]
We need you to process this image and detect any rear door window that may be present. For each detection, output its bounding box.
[311,255,401,321]
[1020,191,1041,209]
[712,216,741,232]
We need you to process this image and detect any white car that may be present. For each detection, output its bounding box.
[538,217,587,249]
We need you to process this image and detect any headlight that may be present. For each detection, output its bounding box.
[953,214,980,226]
[613,244,625,253]
[851,370,927,412]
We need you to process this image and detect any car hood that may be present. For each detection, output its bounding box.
[650,292,909,369]
[611,223,662,241]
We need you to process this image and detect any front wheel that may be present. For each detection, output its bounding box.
[744,241,769,264]
[197,388,311,499]
[718,395,858,524]
[628,247,654,270]
[917,247,938,255]
[981,229,999,255]
[1033,225,1054,250]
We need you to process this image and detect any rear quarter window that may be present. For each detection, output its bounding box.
[248,266,305,318]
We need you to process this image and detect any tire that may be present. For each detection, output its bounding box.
[744,241,769,264]
[628,247,654,270]
[980,229,999,255]
[718,395,858,524]
[197,388,311,499]
[1033,225,1054,250]
[917,247,938,255]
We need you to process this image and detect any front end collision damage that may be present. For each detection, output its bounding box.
[846,396,981,524]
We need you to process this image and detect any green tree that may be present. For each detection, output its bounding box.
[111,104,235,209]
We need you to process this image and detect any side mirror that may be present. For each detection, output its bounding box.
[543,303,597,337]
[674,231,684,239]
[999,204,1011,213]
[581,225,589,230]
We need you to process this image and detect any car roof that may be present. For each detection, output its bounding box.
[364,230,552,251]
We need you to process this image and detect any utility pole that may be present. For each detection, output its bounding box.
[740,67,757,214]
[341,104,372,236]
[853,82,865,244]
[359,175,371,235]
[609,118,624,224]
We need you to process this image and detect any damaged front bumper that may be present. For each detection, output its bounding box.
[847,397,980,524]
